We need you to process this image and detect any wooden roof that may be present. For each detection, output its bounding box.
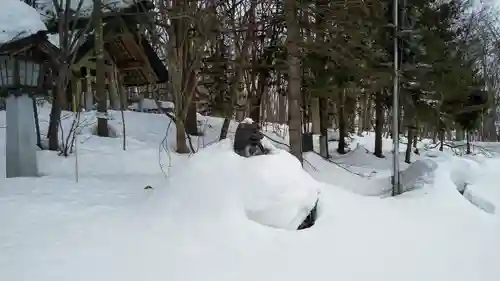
[74,18,168,86]
[0,31,61,92]
[45,0,155,34]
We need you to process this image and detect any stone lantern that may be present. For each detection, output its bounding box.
[0,55,44,178]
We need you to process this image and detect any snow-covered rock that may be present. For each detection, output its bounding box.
[399,159,438,193]
[164,140,321,230]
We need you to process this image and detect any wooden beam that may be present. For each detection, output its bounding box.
[116,60,144,70]
[115,23,157,84]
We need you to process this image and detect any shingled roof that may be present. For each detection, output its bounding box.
[73,17,168,86]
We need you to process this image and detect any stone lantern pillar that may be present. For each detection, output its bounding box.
[0,55,44,178]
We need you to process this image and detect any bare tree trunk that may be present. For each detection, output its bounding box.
[314,0,328,157]
[94,0,108,137]
[364,95,372,132]
[439,129,444,152]
[456,125,464,141]
[358,94,366,135]
[48,93,61,150]
[185,97,198,135]
[404,102,414,163]
[285,0,302,162]
[405,127,413,163]
[337,89,347,154]
[413,120,419,155]
[319,97,329,158]
[279,93,287,124]
[310,97,320,134]
[466,130,471,154]
[374,92,384,158]
[219,116,231,140]
[176,119,189,153]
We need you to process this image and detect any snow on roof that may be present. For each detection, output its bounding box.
[38,0,137,19]
[0,0,47,43]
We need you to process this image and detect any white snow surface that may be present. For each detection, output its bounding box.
[0,0,47,43]
[1,105,500,281]
[37,0,138,18]
[128,98,175,111]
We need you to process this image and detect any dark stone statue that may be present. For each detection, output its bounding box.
[233,118,267,157]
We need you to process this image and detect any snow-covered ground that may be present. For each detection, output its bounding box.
[1,104,500,281]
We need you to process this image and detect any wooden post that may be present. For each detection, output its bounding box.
[107,66,121,109]
[84,73,93,110]
[75,78,82,109]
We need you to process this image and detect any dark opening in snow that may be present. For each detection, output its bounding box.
[297,199,318,230]
[245,197,321,231]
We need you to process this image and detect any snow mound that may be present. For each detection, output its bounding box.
[0,0,47,43]
[462,188,496,214]
[366,159,438,197]
[449,157,495,214]
[164,140,321,230]
[399,159,438,193]
[450,158,480,191]
[241,117,254,124]
[242,150,320,230]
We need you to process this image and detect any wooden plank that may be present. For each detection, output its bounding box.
[116,60,144,70]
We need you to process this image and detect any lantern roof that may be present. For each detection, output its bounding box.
[0,0,47,44]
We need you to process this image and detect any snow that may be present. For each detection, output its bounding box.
[128,98,175,111]
[242,117,254,124]
[37,0,139,19]
[1,104,500,281]
[0,0,47,43]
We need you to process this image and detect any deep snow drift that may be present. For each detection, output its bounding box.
[1,105,500,281]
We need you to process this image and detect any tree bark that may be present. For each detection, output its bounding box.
[48,93,61,151]
[456,125,464,141]
[94,0,108,137]
[285,0,302,163]
[48,68,68,151]
[404,102,414,163]
[319,97,329,158]
[439,130,444,152]
[374,92,384,158]
[219,117,230,140]
[466,130,471,154]
[337,89,347,154]
[310,97,320,134]
[176,119,189,153]
[185,100,198,135]
[405,127,413,163]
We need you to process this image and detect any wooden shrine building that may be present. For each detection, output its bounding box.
[46,0,168,110]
